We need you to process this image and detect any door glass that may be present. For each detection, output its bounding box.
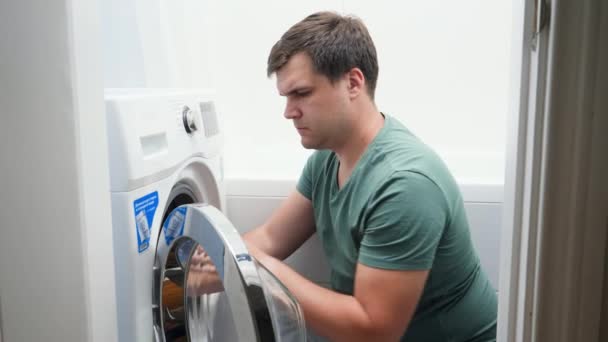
[255,259,307,342]
[160,237,237,341]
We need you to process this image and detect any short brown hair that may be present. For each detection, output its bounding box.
[267,11,379,99]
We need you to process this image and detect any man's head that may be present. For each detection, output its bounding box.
[267,11,379,100]
[267,12,379,150]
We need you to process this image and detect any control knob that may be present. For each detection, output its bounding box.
[182,105,197,133]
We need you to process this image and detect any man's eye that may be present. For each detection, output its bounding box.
[296,91,311,97]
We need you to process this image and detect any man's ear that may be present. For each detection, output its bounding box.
[346,67,365,99]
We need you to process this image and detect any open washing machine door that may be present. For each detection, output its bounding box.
[153,204,307,342]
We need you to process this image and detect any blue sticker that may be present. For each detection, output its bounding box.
[164,207,187,246]
[133,191,159,253]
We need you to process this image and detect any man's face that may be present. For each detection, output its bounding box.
[276,52,351,150]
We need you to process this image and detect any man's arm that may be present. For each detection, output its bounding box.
[253,249,428,342]
[243,190,316,260]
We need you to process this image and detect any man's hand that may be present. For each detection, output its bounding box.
[186,245,224,296]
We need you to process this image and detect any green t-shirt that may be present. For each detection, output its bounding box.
[297,115,497,341]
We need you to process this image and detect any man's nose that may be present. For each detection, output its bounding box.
[284,99,301,119]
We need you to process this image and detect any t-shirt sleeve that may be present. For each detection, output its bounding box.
[358,171,449,270]
[296,152,317,200]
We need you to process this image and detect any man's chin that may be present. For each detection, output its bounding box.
[300,139,318,150]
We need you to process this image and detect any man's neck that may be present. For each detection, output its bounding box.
[334,107,384,185]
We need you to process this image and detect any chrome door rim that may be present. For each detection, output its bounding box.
[152,204,274,342]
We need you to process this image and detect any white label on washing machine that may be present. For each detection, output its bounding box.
[133,191,159,253]
[164,207,187,246]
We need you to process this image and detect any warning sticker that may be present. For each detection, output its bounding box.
[163,207,187,246]
[133,191,159,253]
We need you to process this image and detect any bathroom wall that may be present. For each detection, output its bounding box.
[213,1,512,185]
[100,0,512,186]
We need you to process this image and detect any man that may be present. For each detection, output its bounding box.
[244,11,497,341]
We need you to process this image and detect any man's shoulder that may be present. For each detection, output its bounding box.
[372,116,461,201]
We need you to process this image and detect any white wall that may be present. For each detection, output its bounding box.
[101,0,512,185]
[215,1,512,184]
[0,1,116,341]
[100,0,216,88]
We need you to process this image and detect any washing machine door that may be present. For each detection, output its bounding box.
[153,204,307,342]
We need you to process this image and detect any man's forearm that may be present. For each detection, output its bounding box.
[258,255,393,342]
[243,227,278,257]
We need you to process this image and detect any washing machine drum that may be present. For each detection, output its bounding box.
[153,204,307,342]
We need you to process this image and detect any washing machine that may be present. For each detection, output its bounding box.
[105,89,306,341]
